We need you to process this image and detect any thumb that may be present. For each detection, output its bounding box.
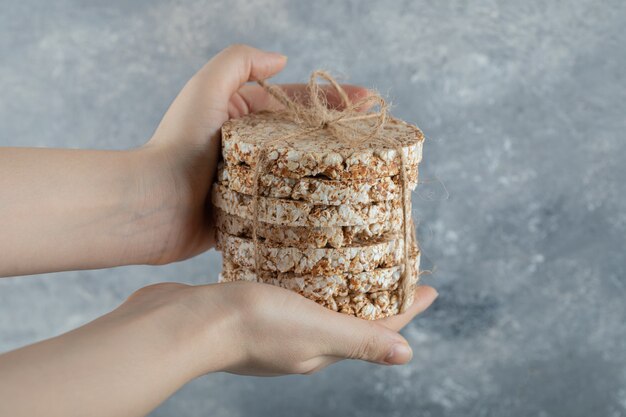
[195,44,287,107]
[322,314,413,365]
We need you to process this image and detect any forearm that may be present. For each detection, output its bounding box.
[0,280,436,416]
[0,147,163,276]
[0,299,202,417]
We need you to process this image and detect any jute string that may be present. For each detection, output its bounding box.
[251,70,414,312]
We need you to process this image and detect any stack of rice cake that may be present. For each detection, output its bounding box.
[214,111,424,320]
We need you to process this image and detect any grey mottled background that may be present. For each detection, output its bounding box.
[1,1,626,416]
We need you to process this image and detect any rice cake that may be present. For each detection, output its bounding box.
[222,111,423,180]
[220,249,419,296]
[217,162,418,205]
[213,207,406,249]
[212,183,403,228]
[216,230,413,275]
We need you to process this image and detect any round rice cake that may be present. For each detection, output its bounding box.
[219,250,420,297]
[213,207,406,249]
[217,162,418,205]
[211,183,403,227]
[219,271,403,320]
[221,111,424,180]
[216,230,414,275]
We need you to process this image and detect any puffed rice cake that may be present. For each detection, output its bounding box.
[217,161,418,205]
[212,183,403,228]
[222,111,423,180]
[219,247,419,297]
[216,230,413,275]
[213,207,406,249]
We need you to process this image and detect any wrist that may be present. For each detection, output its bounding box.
[181,285,245,377]
[126,142,214,266]
[121,145,187,266]
[97,147,165,267]
[120,283,243,379]
[0,146,176,276]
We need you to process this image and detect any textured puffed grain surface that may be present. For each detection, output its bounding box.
[219,265,399,297]
[219,247,420,296]
[221,111,423,180]
[321,290,401,320]
[212,183,404,227]
[220,271,402,320]
[216,230,412,275]
[213,207,405,248]
[217,162,418,205]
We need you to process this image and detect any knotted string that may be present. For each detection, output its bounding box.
[251,70,414,313]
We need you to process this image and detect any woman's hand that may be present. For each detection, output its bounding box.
[0,44,370,276]
[171,282,438,376]
[0,282,438,417]
[135,44,371,265]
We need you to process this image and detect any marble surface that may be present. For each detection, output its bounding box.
[1,1,625,416]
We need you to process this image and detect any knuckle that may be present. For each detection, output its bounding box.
[302,366,320,376]
[226,282,268,317]
[224,43,250,54]
[294,363,313,375]
[351,332,382,361]
[296,358,324,375]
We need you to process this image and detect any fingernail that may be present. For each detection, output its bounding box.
[384,343,413,365]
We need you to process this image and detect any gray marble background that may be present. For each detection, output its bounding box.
[1,1,625,416]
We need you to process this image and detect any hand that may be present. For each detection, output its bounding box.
[135,44,372,265]
[123,281,439,376]
[0,44,372,276]
[0,281,437,417]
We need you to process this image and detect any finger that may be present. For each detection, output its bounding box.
[194,44,288,107]
[232,83,374,116]
[377,286,439,331]
[278,84,373,111]
[152,44,287,146]
[312,305,413,366]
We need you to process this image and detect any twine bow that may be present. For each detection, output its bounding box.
[252,70,414,313]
